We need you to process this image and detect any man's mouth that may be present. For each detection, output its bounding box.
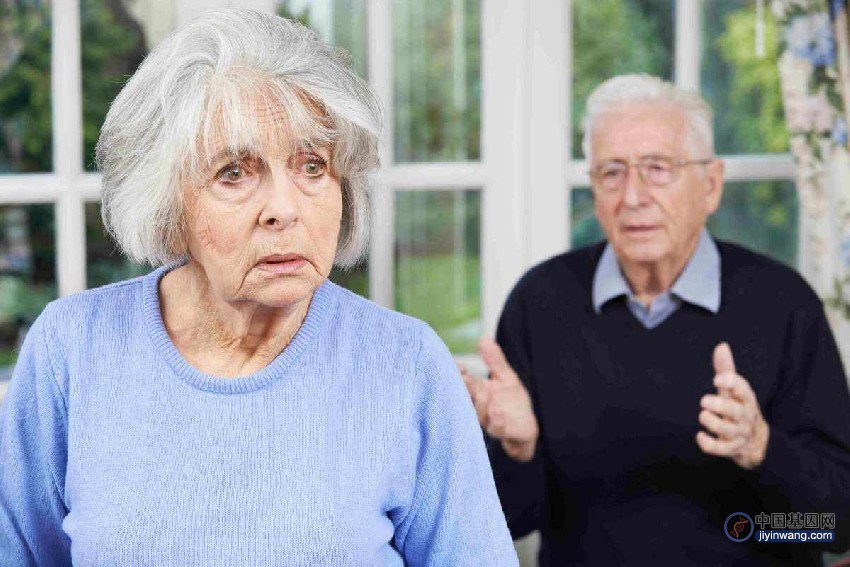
[622,224,659,234]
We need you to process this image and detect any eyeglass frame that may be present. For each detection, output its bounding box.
[588,156,715,194]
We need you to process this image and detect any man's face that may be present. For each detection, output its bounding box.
[590,103,724,272]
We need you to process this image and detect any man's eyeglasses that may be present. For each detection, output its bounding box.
[589,156,714,194]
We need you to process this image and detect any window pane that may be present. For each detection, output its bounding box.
[0,204,57,388]
[81,0,150,171]
[707,180,798,267]
[0,2,52,173]
[82,2,368,172]
[329,263,368,297]
[394,0,481,162]
[570,186,604,249]
[85,202,148,288]
[701,0,789,154]
[277,0,368,79]
[395,190,480,353]
[572,0,673,158]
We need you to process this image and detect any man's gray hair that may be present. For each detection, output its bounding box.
[97,8,381,268]
[581,73,714,162]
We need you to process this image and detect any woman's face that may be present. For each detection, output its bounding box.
[183,121,342,310]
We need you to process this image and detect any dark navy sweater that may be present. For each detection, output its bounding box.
[491,241,850,566]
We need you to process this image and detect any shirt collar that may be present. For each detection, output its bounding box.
[591,229,721,314]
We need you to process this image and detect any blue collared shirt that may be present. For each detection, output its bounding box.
[591,229,721,328]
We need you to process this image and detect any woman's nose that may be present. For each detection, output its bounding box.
[258,163,300,229]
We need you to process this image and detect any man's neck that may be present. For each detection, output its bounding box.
[619,235,701,307]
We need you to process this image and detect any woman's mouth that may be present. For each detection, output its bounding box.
[256,254,308,274]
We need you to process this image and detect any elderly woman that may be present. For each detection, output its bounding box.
[0,9,516,566]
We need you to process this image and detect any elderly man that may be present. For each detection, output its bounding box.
[463,74,850,566]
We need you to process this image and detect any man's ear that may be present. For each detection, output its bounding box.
[704,158,725,214]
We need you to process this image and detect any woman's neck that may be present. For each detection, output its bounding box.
[158,263,311,377]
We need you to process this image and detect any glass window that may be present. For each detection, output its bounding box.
[570,180,798,267]
[571,0,674,158]
[0,1,52,173]
[85,202,148,288]
[0,204,56,383]
[701,0,789,154]
[279,0,370,297]
[708,180,798,267]
[277,0,368,79]
[395,189,480,353]
[570,186,604,249]
[87,199,370,295]
[394,0,481,162]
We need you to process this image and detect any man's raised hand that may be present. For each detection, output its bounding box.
[460,337,539,462]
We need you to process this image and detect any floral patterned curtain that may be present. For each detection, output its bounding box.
[772,0,850,369]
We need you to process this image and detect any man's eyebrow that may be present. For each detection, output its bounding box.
[636,153,673,160]
[596,154,674,163]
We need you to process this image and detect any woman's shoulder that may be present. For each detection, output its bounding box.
[324,281,453,367]
[327,281,428,336]
[37,272,151,337]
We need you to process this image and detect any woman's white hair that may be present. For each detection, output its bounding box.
[581,73,714,162]
[97,8,381,268]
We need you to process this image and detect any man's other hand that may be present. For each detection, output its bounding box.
[696,342,770,469]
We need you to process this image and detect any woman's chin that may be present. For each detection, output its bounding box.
[239,277,322,310]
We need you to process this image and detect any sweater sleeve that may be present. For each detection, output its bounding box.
[392,325,518,567]
[489,284,547,539]
[752,298,850,550]
[0,311,72,566]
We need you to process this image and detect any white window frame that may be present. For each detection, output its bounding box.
[368,0,528,337]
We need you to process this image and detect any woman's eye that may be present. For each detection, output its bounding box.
[217,163,247,183]
[298,156,326,177]
[302,162,322,176]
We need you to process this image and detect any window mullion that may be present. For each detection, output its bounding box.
[367,0,395,308]
[675,0,701,91]
[526,0,569,264]
[481,0,530,335]
[53,0,86,296]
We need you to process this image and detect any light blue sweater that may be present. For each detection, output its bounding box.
[0,265,517,566]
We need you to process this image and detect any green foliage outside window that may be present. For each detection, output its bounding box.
[393,0,481,162]
[0,2,51,173]
[707,4,789,154]
[705,3,796,266]
[572,1,797,268]
[571,0,673,159]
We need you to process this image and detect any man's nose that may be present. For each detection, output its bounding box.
[622,164,651,207]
